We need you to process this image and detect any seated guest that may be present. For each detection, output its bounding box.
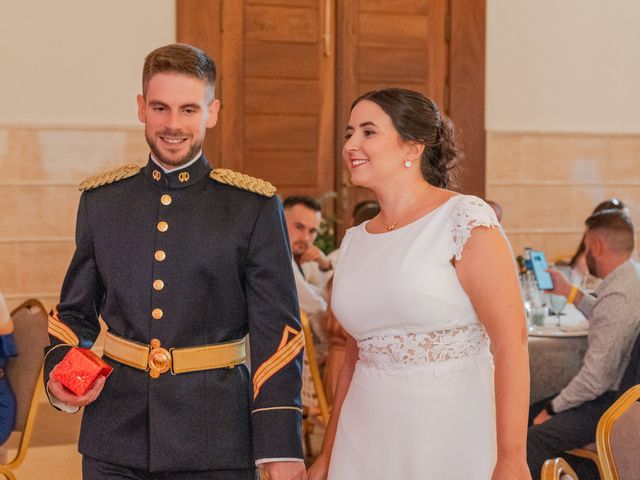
[527,209,640,479]
[0,293,17,445]
[322,200,380,403]
[566,198,628,289]
[283,196,331,362]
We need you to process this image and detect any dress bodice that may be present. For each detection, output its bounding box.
[332,195,500,341]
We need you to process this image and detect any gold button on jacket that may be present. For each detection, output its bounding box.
[152,308,163,320]
[157,221,168,232]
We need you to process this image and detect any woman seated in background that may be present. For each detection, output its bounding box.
[0,293,17,445]
[565,198,628,290]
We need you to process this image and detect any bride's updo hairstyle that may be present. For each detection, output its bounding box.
[351,88,461,189]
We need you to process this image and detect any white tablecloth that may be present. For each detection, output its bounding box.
[528,304,589,403]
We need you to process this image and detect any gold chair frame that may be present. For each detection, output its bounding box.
[299,310,330,460]
[567,445,602,478]
[0,299,48,480]
[541,457,580,480]
[300,310,330,426]
[595,384,640,480]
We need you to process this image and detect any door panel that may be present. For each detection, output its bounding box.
[335,0,448,236]
[177,0,485,240]
[178,0,335,197]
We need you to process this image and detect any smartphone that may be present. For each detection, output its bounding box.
[530,250,554,290]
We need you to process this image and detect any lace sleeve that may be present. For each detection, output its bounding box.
[448,196,500,261]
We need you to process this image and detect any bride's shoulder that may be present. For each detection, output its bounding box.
[445,195,500,260]
[447,195,499,225]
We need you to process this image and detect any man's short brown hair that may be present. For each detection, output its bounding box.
[585,209,635,254]
[142,44,216,102]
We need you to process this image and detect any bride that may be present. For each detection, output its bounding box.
[307,88,530,479]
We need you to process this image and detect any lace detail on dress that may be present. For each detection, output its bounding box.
[357,324,489,378]
[449,196,500,261]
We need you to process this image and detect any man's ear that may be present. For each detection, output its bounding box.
[137,94,146,124]
[206,99,221,129]
[590,233,606,256]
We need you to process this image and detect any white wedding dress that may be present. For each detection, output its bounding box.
[327,195,500,480]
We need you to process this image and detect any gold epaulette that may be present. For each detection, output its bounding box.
[79,164,142,192]
[210,168,277,197]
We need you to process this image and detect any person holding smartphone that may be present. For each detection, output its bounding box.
[527,209,640,479]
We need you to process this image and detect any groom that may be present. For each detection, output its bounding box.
[44,44,306,479]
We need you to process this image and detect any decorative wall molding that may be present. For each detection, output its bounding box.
[0,237,74,243]
[491,180,640,187]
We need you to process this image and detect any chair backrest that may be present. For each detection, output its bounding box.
[0,299,49,476]
[596,384,640,480]
[299,310,330,426]
[617,329,640,396]
[541,457,580,480]
[6,300,49,432]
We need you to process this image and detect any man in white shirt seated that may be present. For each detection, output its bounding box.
[527,209,640,479]
[283,196,332,362]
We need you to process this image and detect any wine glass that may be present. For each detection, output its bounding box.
[549,294,567,327]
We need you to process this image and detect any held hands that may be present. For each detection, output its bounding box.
[47,366,106,408]
[306,453,330,480]
[544,269,572,297]
[299,245,332,272]
[260,461,307,480]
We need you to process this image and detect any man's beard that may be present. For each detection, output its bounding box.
[292,242,308,258]
[146,129,202,168]
[586,250,599,278]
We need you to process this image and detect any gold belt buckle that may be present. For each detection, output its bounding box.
[148,338,172,378]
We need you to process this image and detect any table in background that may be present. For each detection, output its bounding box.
[528,304,589,404]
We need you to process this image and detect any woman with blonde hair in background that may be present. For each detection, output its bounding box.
[308,88,530,479]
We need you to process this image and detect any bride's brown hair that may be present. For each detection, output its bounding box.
[351,88,462,189]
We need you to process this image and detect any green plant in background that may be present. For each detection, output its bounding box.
[314,191,338,254]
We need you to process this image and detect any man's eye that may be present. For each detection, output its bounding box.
[344,132,353,139]
[363,130,375,136]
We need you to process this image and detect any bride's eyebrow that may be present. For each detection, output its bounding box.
[345,121,379,131]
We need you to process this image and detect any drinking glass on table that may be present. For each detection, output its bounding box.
[548,294,567,327]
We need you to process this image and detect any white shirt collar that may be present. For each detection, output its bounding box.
[150,150,203,173]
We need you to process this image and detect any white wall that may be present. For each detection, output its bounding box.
[487,0,640,133]
[0,0,176,127]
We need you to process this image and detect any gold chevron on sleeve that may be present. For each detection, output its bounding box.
[210,168,277,197]
[79,164,142,191]
[253,326,304,400]
[48,308,80,346]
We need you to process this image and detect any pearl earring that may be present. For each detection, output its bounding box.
[404,159,412,168]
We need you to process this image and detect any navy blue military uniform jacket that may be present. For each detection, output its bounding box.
[44,156,304,472]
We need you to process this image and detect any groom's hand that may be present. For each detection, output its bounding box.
[260,460,307,480]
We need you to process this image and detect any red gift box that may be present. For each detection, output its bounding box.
[52,347,113,396]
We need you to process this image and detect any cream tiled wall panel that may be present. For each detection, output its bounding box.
[487,132,640,261]
[0,126,149,311]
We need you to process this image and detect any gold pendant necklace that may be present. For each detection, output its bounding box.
[381,219,398,231]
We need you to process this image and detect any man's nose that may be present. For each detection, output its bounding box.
[167,111,182,130]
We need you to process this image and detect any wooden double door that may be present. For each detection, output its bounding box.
[177,0,484,234]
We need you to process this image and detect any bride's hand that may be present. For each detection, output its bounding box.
[307,453,330,480]
[491,458,531,480]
